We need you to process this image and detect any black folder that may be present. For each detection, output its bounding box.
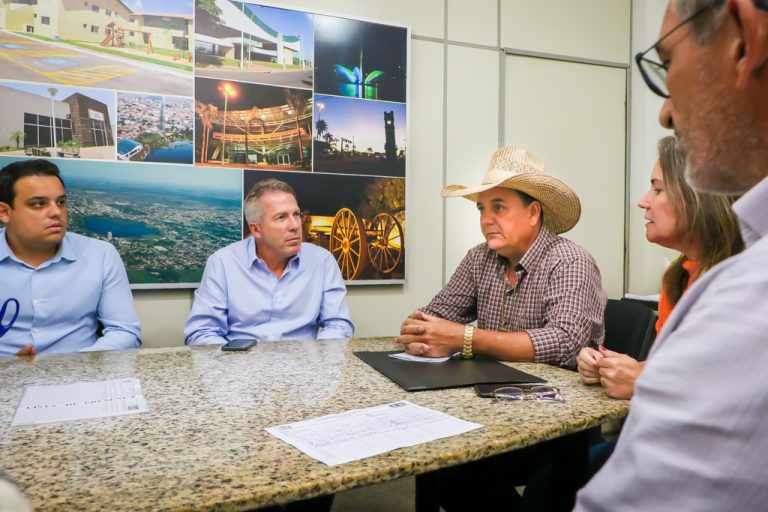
[355,351,546,392]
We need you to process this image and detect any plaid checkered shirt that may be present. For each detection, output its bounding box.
[422,227,606,368]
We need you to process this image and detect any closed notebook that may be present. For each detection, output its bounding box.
[355,351,545,392]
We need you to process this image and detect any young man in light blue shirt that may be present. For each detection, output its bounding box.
[0,159,141,357]
[184,178,354,345]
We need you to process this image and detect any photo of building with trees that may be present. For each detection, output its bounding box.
[0,0,193,95]
[0,81,115,159]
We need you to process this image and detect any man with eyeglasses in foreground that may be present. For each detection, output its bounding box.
[576,1,768,510]
[0,159,141,356]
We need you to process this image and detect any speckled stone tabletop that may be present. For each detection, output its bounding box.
[0,338,628,511]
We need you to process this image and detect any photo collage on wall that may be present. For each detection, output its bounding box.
[0,0,408,286]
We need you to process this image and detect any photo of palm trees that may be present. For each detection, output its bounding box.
[194,77,312,169]
[313,94,406,177]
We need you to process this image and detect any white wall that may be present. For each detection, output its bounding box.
[444,43,499,278]
[135,0,655,348]
[628,0,678,295]
[501,0,630,62]
[503,56,627,299]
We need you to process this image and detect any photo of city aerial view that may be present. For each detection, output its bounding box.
[0,81,116,160]
[195,0,313,89]
[314,14,407,102]
[116,93,194,164]
[244,169,405,282]
[0,156,243,287]
[313,94,406,177]
[0,0,194,96]
[195,77,312,170]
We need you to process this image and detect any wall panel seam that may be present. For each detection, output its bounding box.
[504,48,629,69]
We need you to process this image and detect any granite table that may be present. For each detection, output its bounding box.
[0,337,629,511]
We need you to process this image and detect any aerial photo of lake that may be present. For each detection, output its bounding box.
[84,216,160,238]
[0,156,243,287]
[145,140,194,164]
[67,170,242,286]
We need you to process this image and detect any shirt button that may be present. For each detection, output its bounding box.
[32,328,40,333]
[32,300,39,305]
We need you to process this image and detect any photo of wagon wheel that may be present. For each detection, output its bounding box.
[368,212,404,274]
[330,208,368,280]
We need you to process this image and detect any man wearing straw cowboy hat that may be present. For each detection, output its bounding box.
[397,146,606,370]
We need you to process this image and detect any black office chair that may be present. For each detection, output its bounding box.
[603,298,658,361]
[516,300,657,510]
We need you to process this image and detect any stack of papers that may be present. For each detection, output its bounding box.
[266,400,482,466]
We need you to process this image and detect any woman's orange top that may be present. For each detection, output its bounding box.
[656,259,701,334]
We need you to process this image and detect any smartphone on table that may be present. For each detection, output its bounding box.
[221,339,258,351]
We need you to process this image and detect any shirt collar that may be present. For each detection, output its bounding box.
[0,229,11,262]
[517,226,556,273]
[247,236,302,270]
[733,176,768,247]
[0,229,75,265]
[57,232,78,262]
[491,226,555,280]
[246,236,259,266]
[681,258,700,275]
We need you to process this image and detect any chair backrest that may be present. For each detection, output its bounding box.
[603,299,658,361]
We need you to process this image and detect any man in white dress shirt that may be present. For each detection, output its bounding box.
[576,1,768,510]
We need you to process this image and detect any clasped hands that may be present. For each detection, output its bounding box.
[577,346,643,400]
[395,311,464,357]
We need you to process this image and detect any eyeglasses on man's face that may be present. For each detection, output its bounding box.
[636,0,768,98]
[635,1,721,98]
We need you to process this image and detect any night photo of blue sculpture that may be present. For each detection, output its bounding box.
[313,14,407,103]
[334,51,385,100]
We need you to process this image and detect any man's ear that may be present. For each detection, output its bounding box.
[529,201,542,227]
[729,0,768,89]
[0,201,11,225]
[247,221,260,239]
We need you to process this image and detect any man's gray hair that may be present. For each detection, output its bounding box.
[674,0,727,44]
[244,179,297,223]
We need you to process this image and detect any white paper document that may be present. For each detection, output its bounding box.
[265,400,482,466]
[624,293,661,302]
[388,352,451,363]
[12,378,149,427]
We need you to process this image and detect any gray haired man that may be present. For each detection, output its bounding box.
[577,1,768,510]
[185,178,353,345]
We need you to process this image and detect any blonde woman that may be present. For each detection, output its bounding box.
[578,136,743,399]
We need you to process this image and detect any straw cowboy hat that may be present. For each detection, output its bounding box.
[441,146,581,234]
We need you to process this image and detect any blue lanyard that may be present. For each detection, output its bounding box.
[0,298,19,338]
